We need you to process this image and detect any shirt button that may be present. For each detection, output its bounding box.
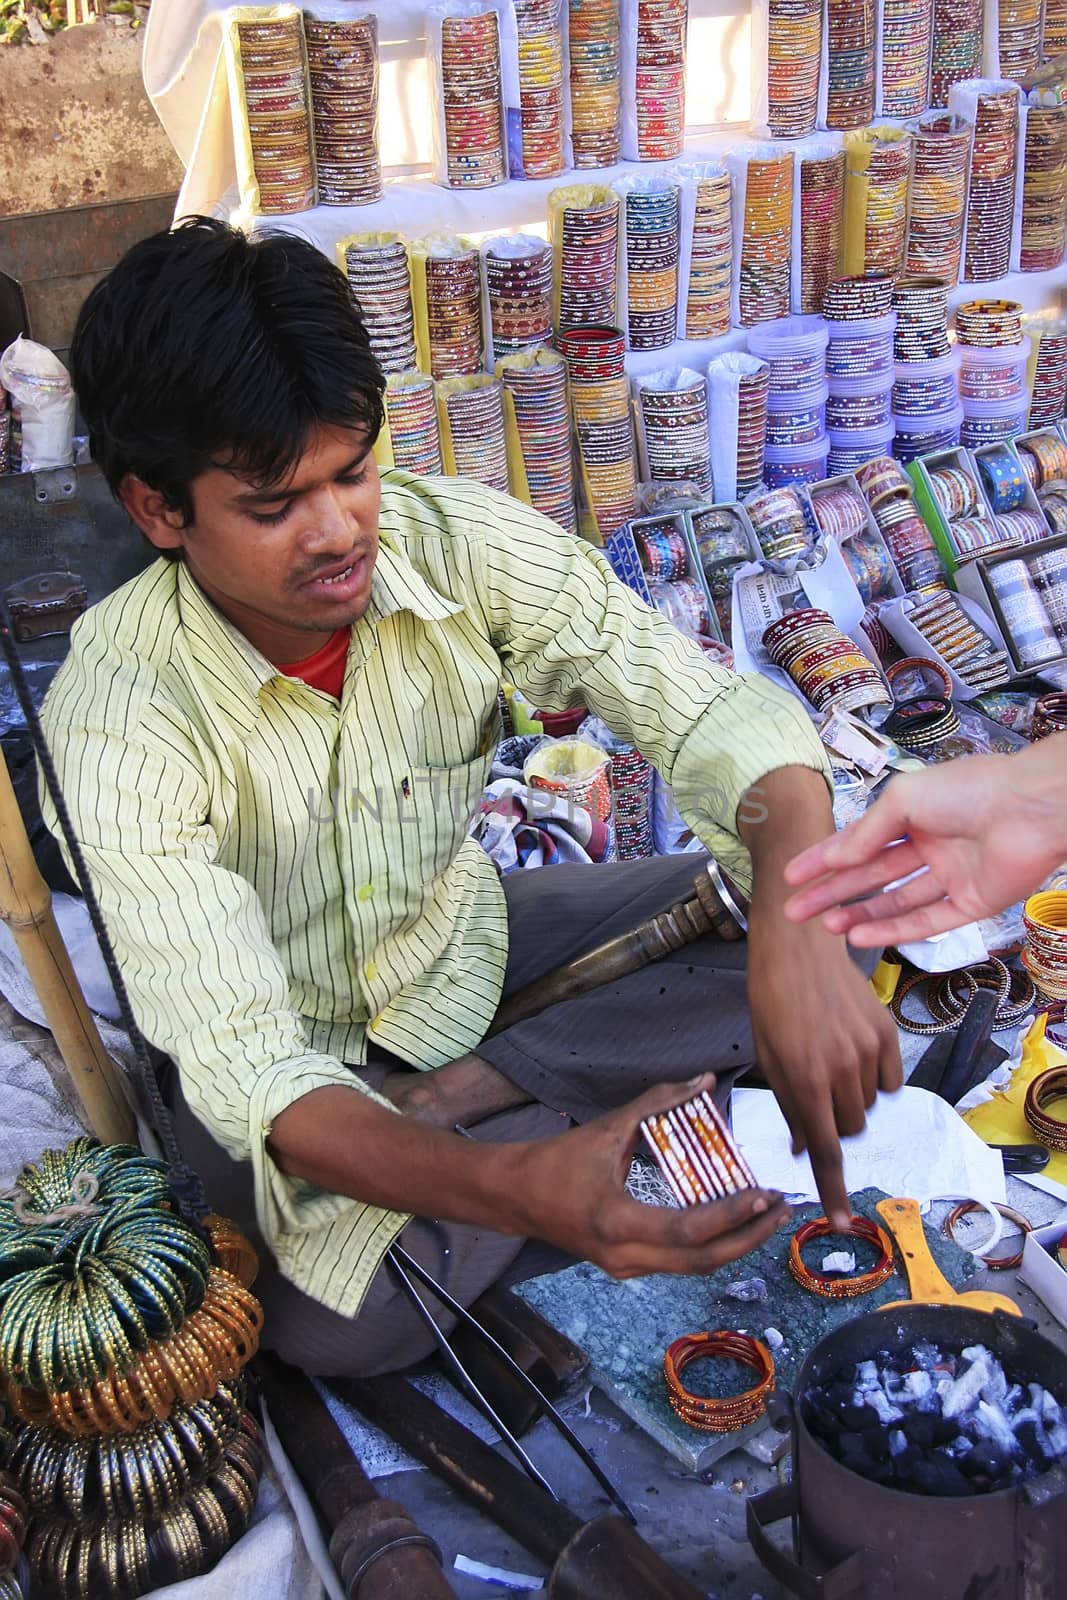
[364,961,379,982]
[358,883,375,901]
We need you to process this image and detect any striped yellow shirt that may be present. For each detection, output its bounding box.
[42,470,830,1317]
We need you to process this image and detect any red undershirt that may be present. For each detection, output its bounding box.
[276,627,351,700]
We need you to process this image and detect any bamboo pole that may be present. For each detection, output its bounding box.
[0,748,135,1144]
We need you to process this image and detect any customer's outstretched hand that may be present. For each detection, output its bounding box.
[783,740,1067,948]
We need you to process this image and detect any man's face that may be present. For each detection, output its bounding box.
[128,422,382,662]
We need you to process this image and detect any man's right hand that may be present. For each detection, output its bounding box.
[270,1072,788,1281]
[509,1073,790,1279]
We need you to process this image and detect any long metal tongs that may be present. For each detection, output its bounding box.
[386,1243,636,1523]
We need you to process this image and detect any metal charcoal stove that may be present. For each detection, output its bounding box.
[747,1305,1067,1599]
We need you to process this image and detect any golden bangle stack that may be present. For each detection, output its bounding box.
[25,1413,263,1599]
[0,1138,265,1600]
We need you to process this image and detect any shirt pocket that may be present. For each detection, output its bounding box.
[407,749,493,881]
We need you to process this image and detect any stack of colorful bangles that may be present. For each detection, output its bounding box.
[0,1138,263,1598]
[1024,1066,1067,1152]
[663,1331,775,1432]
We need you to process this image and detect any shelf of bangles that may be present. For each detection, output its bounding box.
[0,1137,264,1600]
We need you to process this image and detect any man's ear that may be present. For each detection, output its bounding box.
[119,474,188,554]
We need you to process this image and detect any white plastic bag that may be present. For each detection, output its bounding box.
[0,338,75,472]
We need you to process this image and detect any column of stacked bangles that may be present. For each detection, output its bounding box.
[0,1137,263,1598]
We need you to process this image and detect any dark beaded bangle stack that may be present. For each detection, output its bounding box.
[882,695,961,752]
[1024,1066,1067,1153]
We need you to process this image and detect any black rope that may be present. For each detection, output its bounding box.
[0,610,209,1221]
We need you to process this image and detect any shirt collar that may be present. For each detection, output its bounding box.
[175,526,463,733]
[176,564,276,734]
[364,537,464,626]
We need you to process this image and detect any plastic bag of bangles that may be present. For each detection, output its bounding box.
[748,0,822,141]
[223,5,317,217]
[672,161,734,342]
[619,0,689,163]
[502,0,572,179]
[427,0,511,192]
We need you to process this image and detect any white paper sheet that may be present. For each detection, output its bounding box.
[731,1085,1007,1207]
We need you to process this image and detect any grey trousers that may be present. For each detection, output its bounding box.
[170,854,774,1377]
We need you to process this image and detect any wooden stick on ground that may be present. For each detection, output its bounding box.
[0,747,134,1144]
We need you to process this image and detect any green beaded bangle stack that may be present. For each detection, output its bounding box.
[0,1140,212,1393]
[0,1138,264,1600]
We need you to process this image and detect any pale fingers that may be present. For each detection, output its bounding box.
[819,863,948,935]
[784,782,916,886]
[838,894,974,949]
[785,839,925,923]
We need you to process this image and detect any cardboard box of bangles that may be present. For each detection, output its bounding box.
[908,446,1003,583]
[1020,1221,1067,1331]
[953,533,1067,679]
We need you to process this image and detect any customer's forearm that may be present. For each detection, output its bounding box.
[267,1085,533,1234]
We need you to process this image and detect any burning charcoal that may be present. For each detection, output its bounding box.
[841,1402,881,1431]
[865,1388,904,1428]
[961,1441,1010,1483]
[1015,1418,1047,1469]
[1031,1384,1064,1431]
[942,1355,990,1420]
[912,1456,972,1497]
[888,1428,907,1458]
[856,1360,879,1389]
[901,1369,933,1406]
[974,1399,1018,1456]
[1046,1422,1067,1458]
[901,1412,938,1448]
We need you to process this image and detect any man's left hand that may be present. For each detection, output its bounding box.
[745,908,901,1229]
[740,768,903,1228]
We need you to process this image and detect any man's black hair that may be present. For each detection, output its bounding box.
[71,215,385,527]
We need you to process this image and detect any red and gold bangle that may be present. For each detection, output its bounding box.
[789,1215,895,1299]
[663,1332,775,1433]
[944,1202,1033,1271]
[1024,1066,1067,1153]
